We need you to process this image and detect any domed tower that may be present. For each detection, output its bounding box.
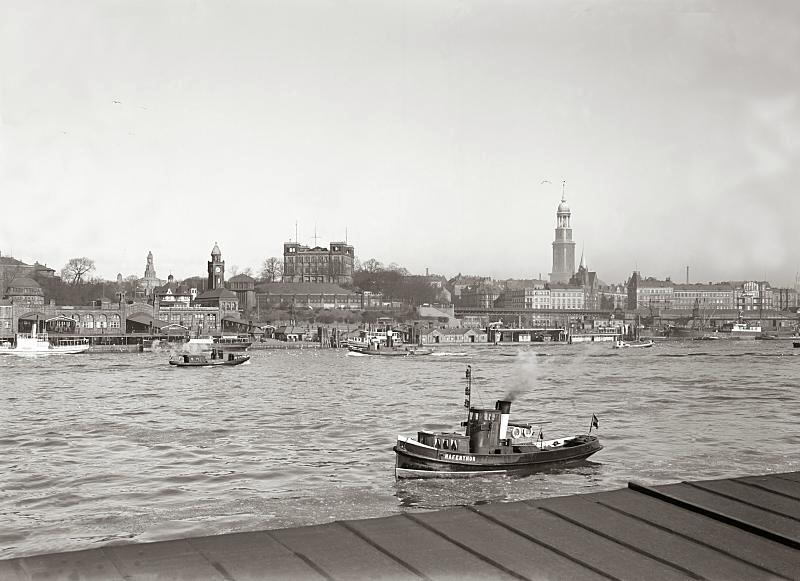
[549,184,576,284]
[208,242,225,290]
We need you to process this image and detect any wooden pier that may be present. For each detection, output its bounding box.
[1,471,798,580]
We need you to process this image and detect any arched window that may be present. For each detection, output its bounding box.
[84,314,94,329]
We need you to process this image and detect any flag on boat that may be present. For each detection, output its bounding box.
[591,414,599,429]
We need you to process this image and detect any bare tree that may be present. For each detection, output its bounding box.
[361,258,384,273]
[260,257,283,282]
[61,257,95,285]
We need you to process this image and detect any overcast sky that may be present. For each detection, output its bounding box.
[1,0,798,285]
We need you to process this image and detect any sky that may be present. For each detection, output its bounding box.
[1,0,799,286]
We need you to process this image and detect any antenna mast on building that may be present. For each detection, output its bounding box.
[294,221,298,244]
[313,224,319,247]
[686,266,689,284]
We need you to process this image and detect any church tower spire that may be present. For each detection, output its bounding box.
[549,184,576,284]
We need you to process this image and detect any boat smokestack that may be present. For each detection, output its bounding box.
[496,400,511,439]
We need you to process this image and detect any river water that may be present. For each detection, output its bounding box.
[1,340,798,559]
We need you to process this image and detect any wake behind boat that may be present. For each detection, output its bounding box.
[0,323,89,356]
[393,366,602,478]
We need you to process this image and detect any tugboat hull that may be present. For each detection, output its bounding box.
[394,434,602,478]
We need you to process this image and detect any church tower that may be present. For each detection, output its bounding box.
[549,185,576,284]
[207,242,225,290]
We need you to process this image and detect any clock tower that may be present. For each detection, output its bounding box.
[207,242,225,290]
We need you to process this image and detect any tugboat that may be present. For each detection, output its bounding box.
[394,366,602,478]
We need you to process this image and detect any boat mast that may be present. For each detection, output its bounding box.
[464,365,472,422]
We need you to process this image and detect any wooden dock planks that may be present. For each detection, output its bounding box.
[1,471,798,580]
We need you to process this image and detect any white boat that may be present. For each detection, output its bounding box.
[347,323,403,354]
[0,323,89,355]
[724,322,762,339]
[613,339,654,349]
[182,336,214,351]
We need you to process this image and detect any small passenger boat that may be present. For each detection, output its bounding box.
[394,366,602,478]
[793,341,800,349]
[169,349,250,367]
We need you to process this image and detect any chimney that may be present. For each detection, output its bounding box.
[496,400,511,439]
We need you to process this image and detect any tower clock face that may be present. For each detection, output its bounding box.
[215,266,221,273]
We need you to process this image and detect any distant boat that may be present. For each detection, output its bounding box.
[722,321,762,339]
[0,323,89,356]
[347,322,431,356]
[613,339,654,349]
[793,341,800,349]
[170,350,250,367]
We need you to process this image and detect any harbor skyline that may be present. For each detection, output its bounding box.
[2,1,798,284]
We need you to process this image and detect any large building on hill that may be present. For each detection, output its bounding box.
[283,241,354,285]
[0,253,55,297]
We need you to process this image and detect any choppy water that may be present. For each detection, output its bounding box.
[1,340,799,559]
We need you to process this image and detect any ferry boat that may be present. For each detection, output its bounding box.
[722,321,762,339]
[170,349,250,367]
[347,322,400,353]
[347,322,430,356]
[0,323,89,355]
[393,366,602,478]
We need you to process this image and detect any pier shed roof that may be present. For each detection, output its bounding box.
[3,471,798,579]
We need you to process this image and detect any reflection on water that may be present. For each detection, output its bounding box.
[1,341,799,558]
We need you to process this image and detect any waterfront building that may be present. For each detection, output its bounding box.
[459,282,502,309]
[570,252,600,310]
[255,282,362,312]
[627,272,674,311]
[735,281,772,312]
[155,305,220,335]
[140,251,162,296]
[3,276,45,307]
[598,283,628,310]
[548,283,585,310]
[228,274,256,313]
[770,286,797,310]
[672,283,735,310]
[282,241,354,285]
[448,274,489,302]
[549,190,576,284]
[152,275,194,310]
[0,253,55,300]
[500,281,550,310]
[0,299,12,338]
